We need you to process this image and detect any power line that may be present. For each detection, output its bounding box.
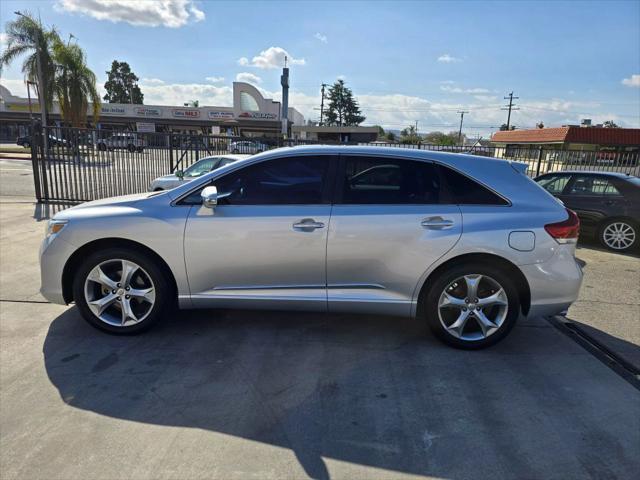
[501,91,519,129]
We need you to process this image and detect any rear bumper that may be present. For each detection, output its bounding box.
[520,245,583,318]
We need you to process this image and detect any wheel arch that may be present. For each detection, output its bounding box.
[62,238,178,304]
[415,252,531,319]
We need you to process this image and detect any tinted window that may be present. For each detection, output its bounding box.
[438,166,509,205]
[536,174,571,194]
[342,156,440,204]
[182,156,329,205]
[184,158,217,177]
[568,176,621,196]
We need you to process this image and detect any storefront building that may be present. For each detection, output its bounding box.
[0,82,304,141]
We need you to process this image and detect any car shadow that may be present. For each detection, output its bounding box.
[577,238,640,258]
[33,201,76,221]
[42,307,639,479]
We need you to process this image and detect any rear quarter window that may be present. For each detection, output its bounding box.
[438,165,509,205]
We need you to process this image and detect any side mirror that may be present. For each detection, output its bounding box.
[175,169,184,179]
[201,186,218,208]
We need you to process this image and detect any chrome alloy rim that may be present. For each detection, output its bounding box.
[603,222,636,250]
[84,259,156,327]
[438,274,509,341]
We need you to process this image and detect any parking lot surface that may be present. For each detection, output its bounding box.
[1,178,639,478]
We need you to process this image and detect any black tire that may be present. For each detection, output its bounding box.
[232,148,239,154]
[72,247,173,334]
[23,141,30,149]
[598,218,638,252]
[97,143,107,151]
[127,144,136,153]
[137,147,144,153]
[422,262,520,349]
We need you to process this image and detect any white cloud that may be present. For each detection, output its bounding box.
[440,85,490,94]
[205,76,225,83]
[437,54,461,63]
[237,47,305,69]
[138,79,232,106]
[314,32,328,43]
[0,78,29,97]
[141,78,166,84]
[621,74,640,88]
[235,72,262,84]
[0,32,7,48]
[55,0,205,28]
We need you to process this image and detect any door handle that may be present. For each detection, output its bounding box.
[293,218,325,231]
[421,216,454,230]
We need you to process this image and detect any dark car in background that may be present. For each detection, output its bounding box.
[535,171,640,252]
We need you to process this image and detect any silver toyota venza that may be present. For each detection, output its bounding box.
[40,146,583,348]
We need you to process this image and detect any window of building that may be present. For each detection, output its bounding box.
[240,91,260,112]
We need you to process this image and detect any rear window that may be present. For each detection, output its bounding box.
[438,165,509,205]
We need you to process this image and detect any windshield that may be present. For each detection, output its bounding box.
[184,158,218,177]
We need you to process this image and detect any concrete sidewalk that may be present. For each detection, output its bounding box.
[1,198,639,479]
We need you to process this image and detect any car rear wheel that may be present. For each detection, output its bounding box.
[599,219,637,252]
[72,248,172,334]
[423,263,520,349]
[97,143,106,151]
[127,144,136,153]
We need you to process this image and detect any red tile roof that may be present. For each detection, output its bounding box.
[491,127,640,146]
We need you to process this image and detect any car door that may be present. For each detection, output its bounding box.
[183,154,336,310]
[562,174,622,230]
[326,155,463,316]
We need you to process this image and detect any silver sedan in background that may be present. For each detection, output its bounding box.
[40,146,583,349]
[148,154,248,191]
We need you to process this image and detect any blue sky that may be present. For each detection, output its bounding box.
[1,0,639,136]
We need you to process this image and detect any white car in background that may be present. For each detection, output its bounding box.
[149,154,247,191]
[228,140,269,154]
[96,133,146,153]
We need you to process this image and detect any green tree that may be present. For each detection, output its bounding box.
[103,60,144,104]
[603,120,619,128]
[424,131,460,146]
[499,123,516,131]
[53,40,100,127]
[385,131,396,142]
[325,79,366,126]
[400,124,422,144]
[0,12,59,112]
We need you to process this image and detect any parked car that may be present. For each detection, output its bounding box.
[148,154,247,191]
[40,146,583,349]
[535,171,639,252]
[228,140,268,154]
[16,135,31,148]
[96,133,145,152]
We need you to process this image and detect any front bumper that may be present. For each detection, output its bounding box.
[520,245,584,318]
[39,235,77,305]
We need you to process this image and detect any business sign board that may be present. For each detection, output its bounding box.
[172,108,200,118]
[5,103,41,112]
[208,110,234,119]
[136,122,156,133]
[134,106,162,117]
[238,111,278,120]
[101,106,127,115]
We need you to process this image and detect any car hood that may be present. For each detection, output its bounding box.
[53,192,161,220]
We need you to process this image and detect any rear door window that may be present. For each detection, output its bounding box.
[340,156,440,204]
[568,176,621,196]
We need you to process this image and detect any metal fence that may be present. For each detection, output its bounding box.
[30,126,639,203]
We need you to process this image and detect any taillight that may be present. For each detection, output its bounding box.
[544,209,580,244]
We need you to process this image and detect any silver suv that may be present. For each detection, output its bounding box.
[39,146,583,349]
[96,133,145,153]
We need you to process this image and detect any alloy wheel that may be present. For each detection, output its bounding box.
[84,259,156,327]
[437,274,509,341]
[602,222,636,250]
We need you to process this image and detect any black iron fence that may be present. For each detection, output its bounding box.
[30,126,639,203]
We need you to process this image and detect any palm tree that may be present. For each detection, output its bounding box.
[0,12,58,112]
[53,40,100,127]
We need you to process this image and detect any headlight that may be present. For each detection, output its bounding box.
[46,219,68,237]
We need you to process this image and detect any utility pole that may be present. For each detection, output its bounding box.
[415,120,418,134]
[457,110,468,145]
[501,92,519,130]
[319,83,327,126]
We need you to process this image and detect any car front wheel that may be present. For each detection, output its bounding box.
[599,219,637,252]
[423,262,520,349]
[72,248,173,334]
